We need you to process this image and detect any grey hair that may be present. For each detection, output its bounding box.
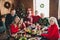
[49,17,59,29]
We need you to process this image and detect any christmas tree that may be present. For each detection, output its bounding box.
[14,1,27,18]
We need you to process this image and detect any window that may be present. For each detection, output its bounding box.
[33,0,49,17]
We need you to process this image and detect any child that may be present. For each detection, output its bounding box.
[36,23,42,35]
[10,16,20,37]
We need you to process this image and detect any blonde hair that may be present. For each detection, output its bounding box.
[49,17,59,29]
[12,16,20,24]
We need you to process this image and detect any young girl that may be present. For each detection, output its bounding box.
[10,16,20,37]
[41,17,59,40]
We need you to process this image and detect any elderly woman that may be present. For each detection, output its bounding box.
[41,17,59,40]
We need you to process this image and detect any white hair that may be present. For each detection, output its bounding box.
[49,17,59,29]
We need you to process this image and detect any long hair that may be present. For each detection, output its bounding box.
[12,16,20,24]
[49,17,59,29]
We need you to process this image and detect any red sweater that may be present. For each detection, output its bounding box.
[41,24,59,40]
[10,24,19,34]
[32,16,41,23]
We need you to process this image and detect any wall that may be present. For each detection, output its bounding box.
[14,0,33,11]
[58,0,60,19]
[20,0,33,10]
[50,0,59,19]
[0,0,14,15]
[33,0,49,17]
[0,0,33,15]
[0,0,59,19]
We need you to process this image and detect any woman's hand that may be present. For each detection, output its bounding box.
[24,28,27,32]
[18,23,21,28]
[40,30,42,35]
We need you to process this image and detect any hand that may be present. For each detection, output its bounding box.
[40,30,43,35]
[18,24,21,28]
[24,28,27,32]
[2,18,5,23]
